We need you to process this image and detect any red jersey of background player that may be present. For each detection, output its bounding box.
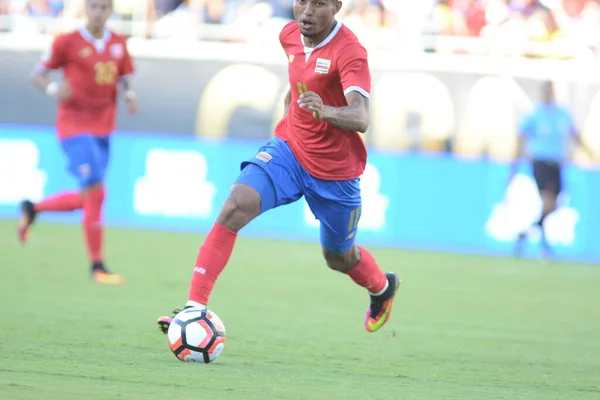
[37,28,134,140]
[274,21,371,181]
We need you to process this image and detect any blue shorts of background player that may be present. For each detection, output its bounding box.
[235,137,362,254]
[60,134,110,188]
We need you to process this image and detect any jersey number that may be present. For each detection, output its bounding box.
[95,61,117,85]
[348,206,361,232]
[297,82,308,95]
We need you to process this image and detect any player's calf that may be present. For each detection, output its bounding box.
[322,246,361,273]
[326,245,401,332]
[186,182,262,305]
[17,200,37,244]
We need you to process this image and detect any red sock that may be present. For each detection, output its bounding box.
[188,223,238,305]
[82,185,105,263]
[34,191,83,212]
[346,246,387,294]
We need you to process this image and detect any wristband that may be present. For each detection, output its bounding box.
[124,90,136,100]
[45,81,59,97]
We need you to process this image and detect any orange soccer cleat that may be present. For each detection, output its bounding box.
[364,272,401,333]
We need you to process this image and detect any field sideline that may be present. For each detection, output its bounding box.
[0,219,598,400]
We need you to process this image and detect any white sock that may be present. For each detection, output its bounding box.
[369,279,389,296]
[185,300,206,309]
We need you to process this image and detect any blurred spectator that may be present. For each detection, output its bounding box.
[153,0,204,38]
[453,0,487,36]
[1,0,598,59]
[573,0,600,55]
[0,0,10,31]
[340,0,399,48]
[27,0,64,17]
[428,0,464,35]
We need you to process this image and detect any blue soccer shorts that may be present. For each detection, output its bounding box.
[60,134,110,188]
[235,137,362,254]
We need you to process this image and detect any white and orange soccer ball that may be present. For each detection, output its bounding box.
[167,308,226,363]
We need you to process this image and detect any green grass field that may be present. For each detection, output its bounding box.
[0,219,599,400]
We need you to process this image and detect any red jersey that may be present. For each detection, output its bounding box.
[275,21,371,181]
[38,28,134,139]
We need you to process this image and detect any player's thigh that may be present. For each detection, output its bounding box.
[60,134,106,188]
[306,178,362,254]
[93,136,110,176]
[235,138,304,214]
[550,163,562,195]
[532,160,560,195]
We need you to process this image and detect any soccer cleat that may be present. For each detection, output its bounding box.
[514,232,527,258]
[157,309,181,334]
[157,307,193,334]
[364,272,401,333]
[539,247,554,264]
[17,200,37,244]
[91,262,125,285]
[157,306,200,334]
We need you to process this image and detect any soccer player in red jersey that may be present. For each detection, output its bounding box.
[158,0,400,333]
[19,0,138,285]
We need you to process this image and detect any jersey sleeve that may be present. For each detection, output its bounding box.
[278,22,296,54]
[518,113,534,137]
[38,35,68,71]
[337,44,371,99]
[119,39,135,77]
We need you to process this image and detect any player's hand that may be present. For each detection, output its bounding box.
[124,91,139,115]
[298,91,324,119]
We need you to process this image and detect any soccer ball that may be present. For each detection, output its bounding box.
[167,308,226,363]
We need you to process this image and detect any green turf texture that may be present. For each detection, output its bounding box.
[0,219,599,400]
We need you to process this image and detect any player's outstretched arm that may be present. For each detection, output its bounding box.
[298,91,369,133]
[31,68,71,100]
[572,131,594,159]
[31,69,52,93]
[120,75,139,114]
[31,36,70,100]
[567,111,594,159]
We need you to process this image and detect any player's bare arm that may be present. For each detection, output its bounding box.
[120,75,139,114]
[572,130,594,158]
[31,69,71,100]
[298,91,369,133]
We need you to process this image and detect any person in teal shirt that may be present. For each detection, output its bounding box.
[510,80,592,260]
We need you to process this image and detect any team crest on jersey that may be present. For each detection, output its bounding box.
[288,54,295,63]
[255,151,272,163]
[79,47,92,58]
[110,43,124,58]
[315,58,331,74]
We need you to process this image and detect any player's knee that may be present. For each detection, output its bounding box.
[217,183,261,233]
[322,246,360,273]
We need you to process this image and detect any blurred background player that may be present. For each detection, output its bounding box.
[157,0,400,334]
[510,80,592,260]
[18,0,139,284]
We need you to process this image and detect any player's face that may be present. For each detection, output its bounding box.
[294,0,341,39]
[542,81,555,104]
[86,0,112,30]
